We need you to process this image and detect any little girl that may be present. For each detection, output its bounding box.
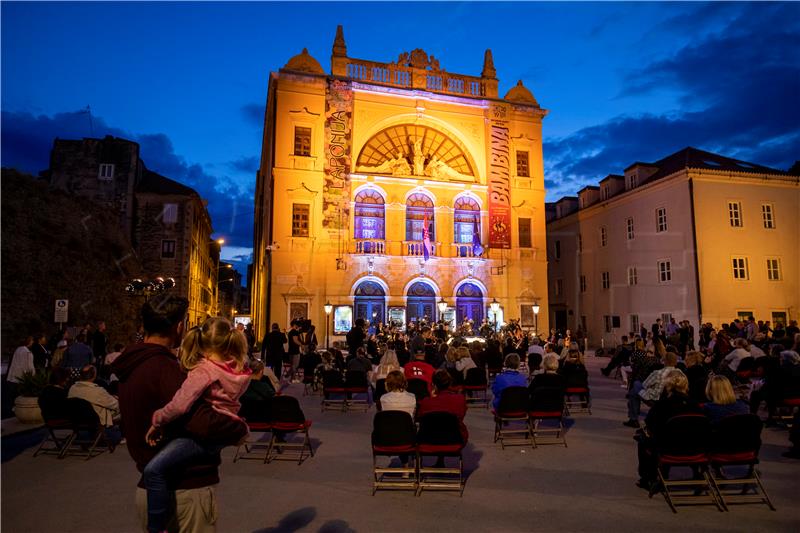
[143,317,251,533]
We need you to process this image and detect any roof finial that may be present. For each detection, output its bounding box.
[333,25,347,57]
[482,49,496,79]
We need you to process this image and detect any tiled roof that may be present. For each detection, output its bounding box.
[641,146,788,185]
[137,168,197,197]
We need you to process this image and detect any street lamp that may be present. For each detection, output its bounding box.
[490,298,500,331]
[532,302,540,336]
[437,298,447,321]
[324,302,333,349]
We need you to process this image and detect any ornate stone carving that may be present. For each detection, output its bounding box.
[395,49,441,71]
[283,48,325,75]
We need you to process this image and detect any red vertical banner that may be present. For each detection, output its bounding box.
[323,79,353,230]
[488,116,511,248]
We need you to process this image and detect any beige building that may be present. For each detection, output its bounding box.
[546,147,800,347]
[252,26,549,343]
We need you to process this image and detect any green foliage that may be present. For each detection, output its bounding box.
[15,369,50,397]
[1,169,144,356]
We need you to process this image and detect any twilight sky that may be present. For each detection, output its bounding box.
[3,1,799,277]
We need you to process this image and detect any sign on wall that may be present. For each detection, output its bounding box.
[54,299,69,323]
[334,305,353,334]
[323,79,354,231]
[488,104,511,248]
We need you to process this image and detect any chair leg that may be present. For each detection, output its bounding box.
[265,433,276,464]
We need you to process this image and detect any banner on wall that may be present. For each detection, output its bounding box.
[323,79,354,230]
[488,105,511,248]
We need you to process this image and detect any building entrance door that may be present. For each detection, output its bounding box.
[406,281,436,324]
[456,283,484,325]
[354,281,385,327]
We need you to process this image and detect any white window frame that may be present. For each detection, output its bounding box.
[728,200,743,228]
[626,217,634,240]
[601,271,610,290]
[766,257,781,281]
[731,256,749,281]
[627,266,638,286]
[761,203,775,229]
[98,163,115,181]
[656,207,667,233]
[657,259,672,283]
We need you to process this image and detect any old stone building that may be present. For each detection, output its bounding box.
[252,26,549,344]
[48,136,218,325]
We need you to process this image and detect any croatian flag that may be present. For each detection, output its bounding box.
[422,214,432,261]
[472,217,484,257]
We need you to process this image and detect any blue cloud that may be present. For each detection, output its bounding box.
[241,103,265,127]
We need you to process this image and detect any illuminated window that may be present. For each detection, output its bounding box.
[518,218,531,248]
[628,266,638,286]
[406,192,435,241]
[728,201,743,227]
[626,217,634,240]
[163,203,178,224]
[98,163,114,181]
[516,151,529,177]
[292,203,310,237]
[766,258,781,281]
[732,257,749,280]
[580,275,587,293]
[161,240,176,259]
[762,204,775,229]
[600,226,607,247]
[601,271,610,290]
[294,126,311,156]
[656,207,667,232]
[658,260,671,283]
[453,196,480,250]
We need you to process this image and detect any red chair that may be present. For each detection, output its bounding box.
[321,369,348,412]
[416,412,466,496]
[462,367,489,408]
[371,411,417,494]
[493,386,531,449]
[528,386,567,448]
[344,370,371,411]
[267,396,314,465]
[233,420,273,463]
[708,414,776,510]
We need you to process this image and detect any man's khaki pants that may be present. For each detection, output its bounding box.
[136,486,217,533]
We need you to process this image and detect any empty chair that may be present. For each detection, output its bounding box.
[528,386,567,448]
[371,410,418,494]
[462,367,489,408]
[321,368,348,412]
[708,414,776,510]
[344,370,371,411]
[234,396,273,463]
[563,366,592,414]
[416,412,466,496]
[493,386,531,449]
[267,395,314,464]
[33,382,72,458]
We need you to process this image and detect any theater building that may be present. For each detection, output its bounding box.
[251,26,549,343]
[546,147,800,347]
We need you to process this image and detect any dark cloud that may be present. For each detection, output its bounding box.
[228,155,259,174]
[545,3,800,199]
[1,109,255,252]
[241,103,265,127]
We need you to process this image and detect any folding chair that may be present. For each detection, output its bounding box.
[462,367,489,408]
[406,378,430,403]
[60,398,115,460]
[321,369,348,412]
[493,386,531,448]
[563,368,592,415]
[267,395,314,464]
[233,397,273,463]
[344,370,371,411]
[33,389,72,457]
[416,412,466,496]
[374,379,387,411]
[708,414,776,511]
[648,414,722,513]
[529,386,567,448]
[371,411,418,494]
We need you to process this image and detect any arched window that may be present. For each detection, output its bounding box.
[354,189,385,253]
[406,281,436,323]
[354,280,385,325]
[406,192,435,242]
[453,196,480,257]
[455,282,484,325]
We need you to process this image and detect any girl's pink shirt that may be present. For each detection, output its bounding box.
[152,357,252,428]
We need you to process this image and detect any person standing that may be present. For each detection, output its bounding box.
[111,297,220,533]
[7,336,35,387]
[31,333,51,370]
[286,320,303,382]
[92,321,109,366]
[261,323,287,379]
[63,333,94,377]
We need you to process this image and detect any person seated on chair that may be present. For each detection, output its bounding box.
[418,370,468,442]
[684,351,710,404]
[624,352,680,428]
[454,346,477,380]
[529,354,565,394]
[38,367,72,421]
[527,337,545,375]
[703,375,748,425]
[404,350,435,391]
[347,347,373,377]
[491,354,528,411]
[241,360,276,408]
[601,336,632,376]
[379,370,417,475]
[372,349,401,387]
[67,364,123,445]
[635,370,702,489]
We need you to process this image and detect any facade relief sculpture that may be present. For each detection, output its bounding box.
[356,136,473,181]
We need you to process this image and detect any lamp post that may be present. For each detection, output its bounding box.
[437,298,447,323]
[490,298,500,332]
[324,301,333,350]
[532,302,540,337]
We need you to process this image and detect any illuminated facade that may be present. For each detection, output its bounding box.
[252,26,549,342]
[546,147,800,347]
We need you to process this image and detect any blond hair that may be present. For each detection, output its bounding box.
[705,375,736,405]
[542,354,559,372]
[180,317,248,371]
[684,351,704,368]
[456,346,471,362]
[663,369,689,395]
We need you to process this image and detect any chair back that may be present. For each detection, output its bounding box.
[65,397,100,429]
[270,395,306,424]
[497,386,529,415]
[563,365,589,389]
[417,412,464,446]
[710,413,762,455]
[371,411,416,447]
[322,369,345,388]
[38,386,68,421]
[529,386,565,414]
[446,367,464,386]
[464,367,487,386]
[344,370,369,388]
[528,353,543,372]
[239,396,272,423]
[656,414,711,457]
[406,378,430,402]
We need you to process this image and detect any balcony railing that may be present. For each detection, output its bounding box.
[404,240,437,257]
[353,239,386,255]
[452,243,482,258]
[344,58,486,98]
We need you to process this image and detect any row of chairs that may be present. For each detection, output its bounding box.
[647,413,775,513]
[234,395,314,465]
[494,386,571,449]
[372,411,466,496]
[35,398,117,460]
[320,370,371,412]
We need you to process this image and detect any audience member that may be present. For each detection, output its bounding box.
[67,364,122,444]
[624,352,679,428]
[491,354,527,410]
[702,375,749,424]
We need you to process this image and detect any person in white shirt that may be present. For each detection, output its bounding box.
[67,365,122,444]
[7,336,35,384]
[378,370,416,475]
[723,338,752,372]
